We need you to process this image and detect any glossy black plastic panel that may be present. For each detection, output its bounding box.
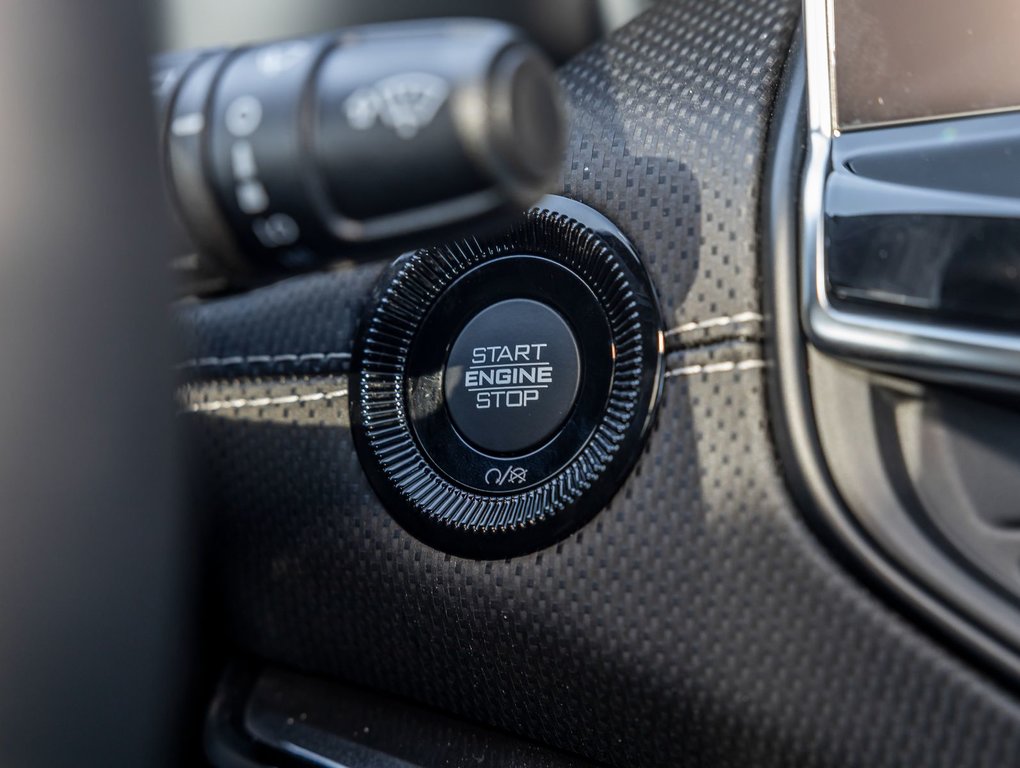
[827,214,1020,329]
[803,106,1020,390]
[825,112,1020,330]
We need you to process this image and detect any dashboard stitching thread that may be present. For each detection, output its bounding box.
[181,387,349,414]
[177,352,352,370]
[178,353,766,415]
[664,311,763,337]
[664,359,766,378]
[176,312,763,370]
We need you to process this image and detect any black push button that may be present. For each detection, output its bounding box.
[353,197,663,557]
[444,299,580,454]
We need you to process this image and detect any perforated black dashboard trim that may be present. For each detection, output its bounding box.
[178,2,1020,766]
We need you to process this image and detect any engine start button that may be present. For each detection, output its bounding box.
[444,299,581,455]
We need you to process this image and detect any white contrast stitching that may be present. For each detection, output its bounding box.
[181,388,348,414]
[664,311,764,337]
[665,359,766,378]
[178,314,762,368]
[176,352,351,370]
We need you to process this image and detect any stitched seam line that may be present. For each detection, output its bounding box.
[176,313,761,369]
[179,354,759,412]
[664,311,764,337]
[665,337,764,358]
[181,388,349,414]
[176,312,763,369]
[665,359,766,378]
[176,352,352,370]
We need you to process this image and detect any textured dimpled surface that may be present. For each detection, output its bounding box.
[177,1,1020,766]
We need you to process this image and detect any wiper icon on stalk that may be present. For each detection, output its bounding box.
[344,73,450,139]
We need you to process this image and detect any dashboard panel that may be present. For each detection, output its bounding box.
[178,1,1020,765]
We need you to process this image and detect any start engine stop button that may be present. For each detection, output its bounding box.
[444,299,581,455]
